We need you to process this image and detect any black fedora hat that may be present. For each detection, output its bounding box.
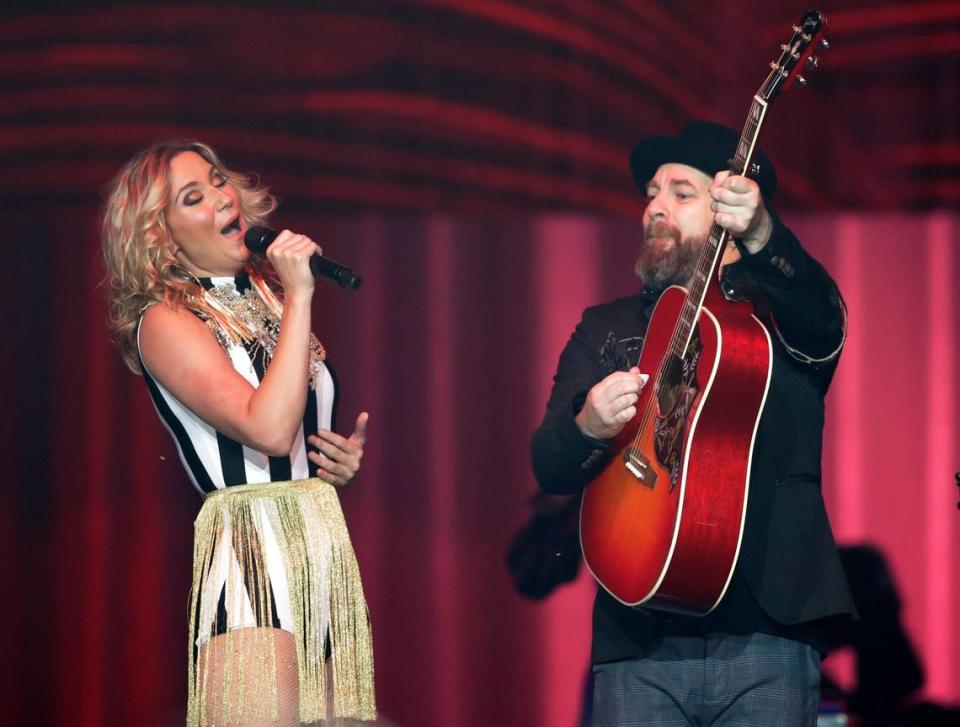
[630,120,777,201]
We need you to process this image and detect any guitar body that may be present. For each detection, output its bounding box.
[580,281,773,614]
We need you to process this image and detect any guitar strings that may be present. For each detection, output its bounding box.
[624,111,762,467]
[625,227,726,461]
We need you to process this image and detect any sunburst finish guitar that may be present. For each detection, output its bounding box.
[579,10,829,614]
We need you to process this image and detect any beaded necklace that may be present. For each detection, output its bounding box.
[198,269,326,389]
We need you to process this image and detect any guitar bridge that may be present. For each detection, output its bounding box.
[624,450,657,488]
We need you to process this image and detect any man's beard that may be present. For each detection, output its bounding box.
[634,221,706,293]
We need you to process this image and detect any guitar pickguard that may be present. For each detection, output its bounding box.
[654,332,702,491]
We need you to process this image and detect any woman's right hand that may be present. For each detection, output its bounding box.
[265,229,322,297]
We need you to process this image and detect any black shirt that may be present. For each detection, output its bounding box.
[531,217,855,664]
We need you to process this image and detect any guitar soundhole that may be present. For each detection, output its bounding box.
[654,333,703,491]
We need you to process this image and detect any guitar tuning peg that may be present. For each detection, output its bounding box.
[807,55,820,69]
[819,38,831,51]
[796,75,808,86]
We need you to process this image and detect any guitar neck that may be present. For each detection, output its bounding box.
[668,7,828,359]
[670,97,769,359]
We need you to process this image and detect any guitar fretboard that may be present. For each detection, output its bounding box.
[668,97,768,359]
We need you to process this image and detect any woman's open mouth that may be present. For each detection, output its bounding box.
[220,216,244,239]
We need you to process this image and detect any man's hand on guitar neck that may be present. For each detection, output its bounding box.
[709,171,773,254]
[575,367,650,441]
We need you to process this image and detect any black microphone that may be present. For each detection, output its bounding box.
[244,226,362,290]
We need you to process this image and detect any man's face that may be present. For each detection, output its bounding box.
[636,163,715,291]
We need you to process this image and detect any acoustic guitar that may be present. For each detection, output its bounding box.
[579,10,829,614]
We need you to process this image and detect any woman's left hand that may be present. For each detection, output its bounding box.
[307,412,368,487]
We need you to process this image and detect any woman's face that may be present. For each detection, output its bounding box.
[165,150,249,277]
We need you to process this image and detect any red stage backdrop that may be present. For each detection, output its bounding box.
[2,211,958,726]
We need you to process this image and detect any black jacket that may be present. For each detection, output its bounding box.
[530,218,856,663]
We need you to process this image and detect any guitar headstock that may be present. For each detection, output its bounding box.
[760,10,829,101]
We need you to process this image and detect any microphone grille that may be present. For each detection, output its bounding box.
[244,226,275,254]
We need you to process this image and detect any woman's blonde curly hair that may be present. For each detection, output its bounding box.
[102,140,276,373]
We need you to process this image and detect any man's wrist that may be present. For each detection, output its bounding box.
[574,410,594,439]
[739,209,773,254]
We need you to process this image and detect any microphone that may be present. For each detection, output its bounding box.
[244,226,362,290]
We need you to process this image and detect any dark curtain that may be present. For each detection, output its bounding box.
[4,210,959,726]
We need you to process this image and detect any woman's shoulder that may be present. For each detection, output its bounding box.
[138,299,220,364]
[140,298,205,328]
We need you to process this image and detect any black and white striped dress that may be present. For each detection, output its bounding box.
[138,275,338,494]
[137,274,339,640]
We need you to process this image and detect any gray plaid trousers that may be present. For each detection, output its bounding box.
[591,632,821,727]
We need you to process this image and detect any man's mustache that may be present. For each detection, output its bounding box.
[644,221,681,243]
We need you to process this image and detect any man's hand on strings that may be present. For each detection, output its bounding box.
[709,171,773,254]
[308,412,368,487]
[575,368,650,441]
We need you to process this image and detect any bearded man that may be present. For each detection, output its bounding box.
[530,121,855,726]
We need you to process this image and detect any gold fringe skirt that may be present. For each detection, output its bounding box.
[187,478,376,725]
